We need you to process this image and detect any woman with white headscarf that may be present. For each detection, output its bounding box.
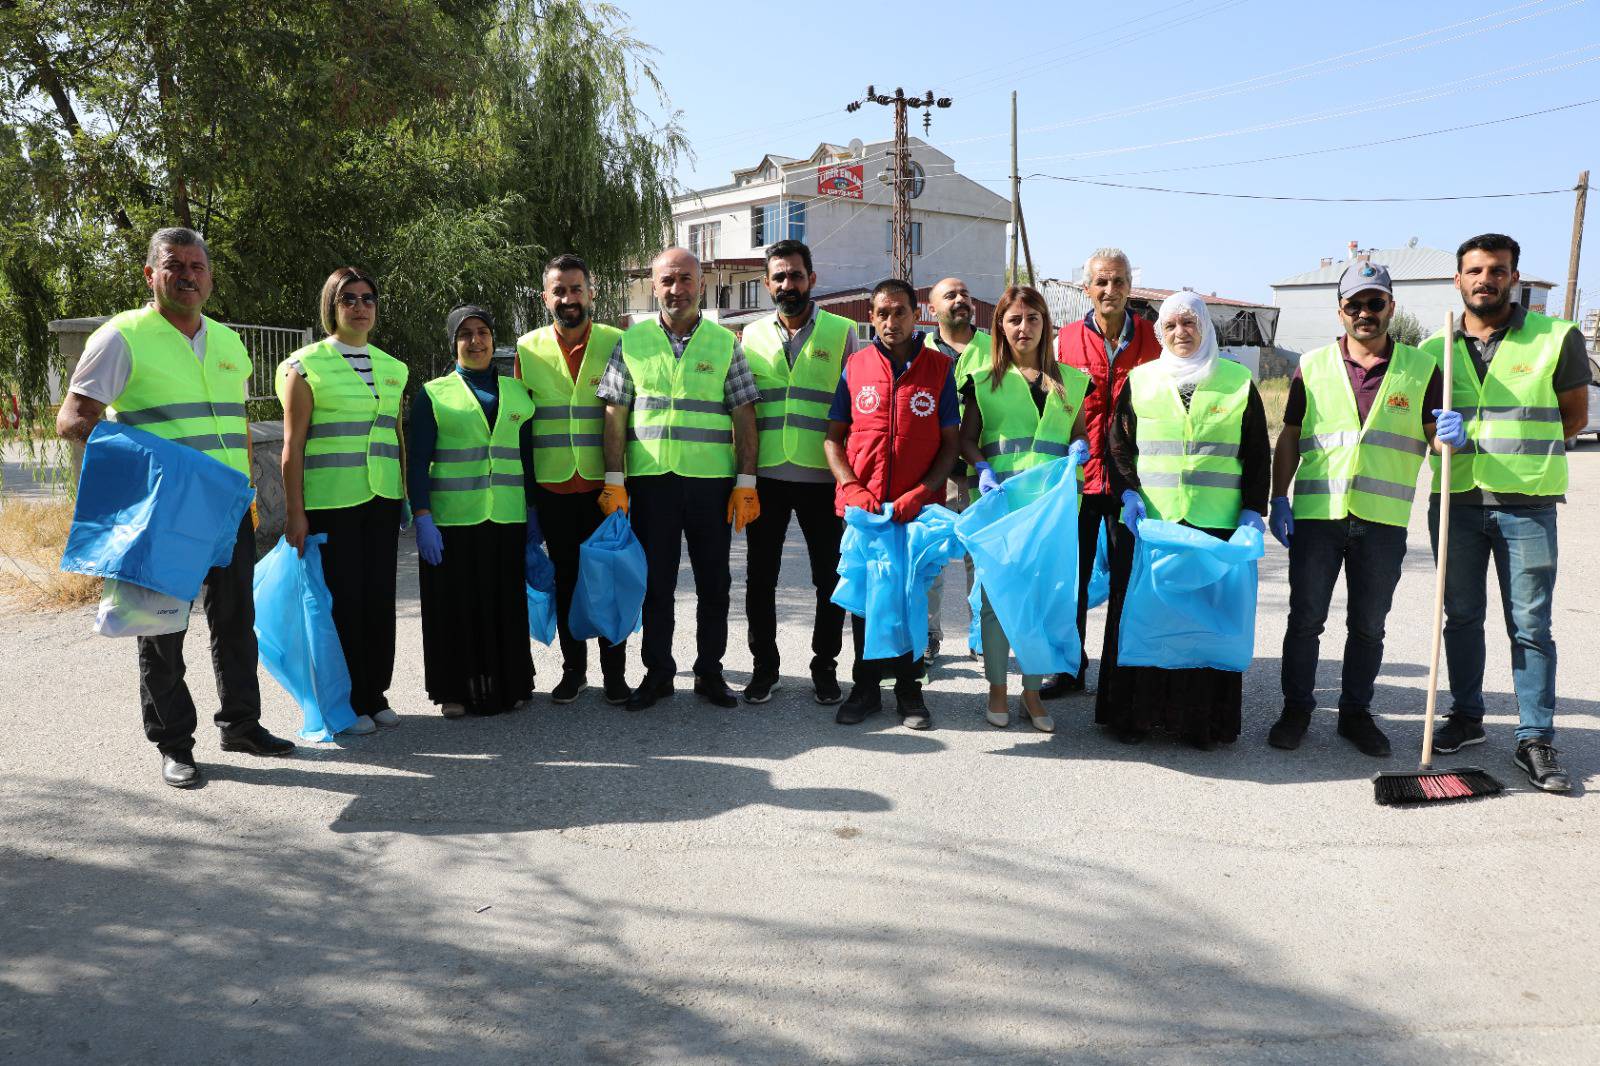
[1095,291,1269,749]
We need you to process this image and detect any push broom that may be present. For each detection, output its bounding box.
[1373,310,1503,805]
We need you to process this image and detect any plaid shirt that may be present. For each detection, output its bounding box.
[596,315,759,410]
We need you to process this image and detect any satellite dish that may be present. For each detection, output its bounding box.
[1408,236,1419,248]
[847,137,864,158]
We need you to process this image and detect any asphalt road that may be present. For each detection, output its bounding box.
[3,445,1598,1065]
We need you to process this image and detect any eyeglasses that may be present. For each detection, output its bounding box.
[1341,295,1389,315]
[338,292,378,308]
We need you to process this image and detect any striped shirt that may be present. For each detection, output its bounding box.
[284,340,377,396]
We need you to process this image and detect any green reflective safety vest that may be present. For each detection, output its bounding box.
[929,328,992,385]
[104,306,251,478]
[1419,310,1572,497]
[969,362,1090,500]
[516,322,621,482]
[276,340,408,509]
[743,308,854,470]
[1291,342,1431,526]
[1128,357,1252,528]
[620,318,736,478]
[423,371,533,526]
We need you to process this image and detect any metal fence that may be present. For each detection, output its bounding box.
[233,323,314,401]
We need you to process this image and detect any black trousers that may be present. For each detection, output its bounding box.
[307,496,400,716]
[137,515,261,756]
[1074,493,1121,677]
[849,615,923,693]
[744,476,845,680]
[532,485,627,683]
[630,473,733,680]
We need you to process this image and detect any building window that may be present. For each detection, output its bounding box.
[752,202,805,248]
[786,201,805,243]
[739,280,760,310]
[717,285,731,310]
[687,221,720,261]
[1520,285,1532,307]
[885,221,923,254]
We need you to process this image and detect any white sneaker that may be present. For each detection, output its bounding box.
[344,715,378,736]
[441,702,467,719]
[372,708,400,728]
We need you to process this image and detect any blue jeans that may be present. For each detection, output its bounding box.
[1427,499,1559,743]
[1281,517,1408,716]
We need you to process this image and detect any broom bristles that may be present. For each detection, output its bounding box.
[1373,767,1503,806]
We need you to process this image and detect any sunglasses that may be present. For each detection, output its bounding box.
[338,292,378,308]
[1341,295,1389,315]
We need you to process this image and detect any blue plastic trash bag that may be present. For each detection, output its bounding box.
[526,542,557,646]
[832,504,961,661]
[62,422,254,601]
[966,574,983,656]
[956,457,1082,676]
[1086,523,1111,610]
[253,534,359,741]
[569,510,646,645]
[1118,521,1264,673]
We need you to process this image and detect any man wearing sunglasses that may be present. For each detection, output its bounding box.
[1267,260,1442,758]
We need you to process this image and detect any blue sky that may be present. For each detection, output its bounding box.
[621,0,1598,313]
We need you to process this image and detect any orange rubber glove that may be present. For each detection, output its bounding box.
[727,486,760,532]
[890,483,936,523]
[598,481,629,516]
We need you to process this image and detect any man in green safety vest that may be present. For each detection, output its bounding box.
[516,253,630,706]
[739,239,860,706]
[597,247,761,712]
[923,276,990,660]
[1267,260,1443,758]
[1421,234,1591,792]
[57,227,297,789]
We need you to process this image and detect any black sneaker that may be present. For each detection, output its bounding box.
[1336,711,1391,758]
[602,676,631,705]
[743,673,781,704]
[1514,740,1572,793]
[551,673,586,704]
[835,685,881,725]
[1267,709,1311,750]
[812,673,843,706]
[1431,715,1486,754]
[896,688,932,730]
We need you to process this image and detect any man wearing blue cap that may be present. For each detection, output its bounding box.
[1266,259,1442,756]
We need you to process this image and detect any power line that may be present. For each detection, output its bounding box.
[1025,174,1572,203]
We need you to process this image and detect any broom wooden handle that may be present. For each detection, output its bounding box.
[1420,311,1455,770]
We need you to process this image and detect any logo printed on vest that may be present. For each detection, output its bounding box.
[1508,362,1534,376]
[588,376,601,386]
[217,360,238,372]
[1385,393,1411,411]
[694,360,713,373]
[908,389,936,418]
[854,385,881,414]
[385,377,403,387]
[509,412,524,423]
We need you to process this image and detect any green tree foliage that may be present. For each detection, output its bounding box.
[1388,306,1425,347]
[0,0,682,426]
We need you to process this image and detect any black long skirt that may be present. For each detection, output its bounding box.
[1093,522,1243,745]
[419,519,533,715]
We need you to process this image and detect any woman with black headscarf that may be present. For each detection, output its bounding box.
[408,305,537,716]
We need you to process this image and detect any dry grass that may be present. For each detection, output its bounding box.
[1259,375,1291,442]
[0,495,101,610]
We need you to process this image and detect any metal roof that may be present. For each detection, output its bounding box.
[1273,247,1555,288]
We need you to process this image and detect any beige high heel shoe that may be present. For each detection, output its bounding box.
[985,688,1010,728]
[1019,693,1055,733]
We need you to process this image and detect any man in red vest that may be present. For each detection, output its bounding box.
[1046,247,1160,697]
[824,278,960,730]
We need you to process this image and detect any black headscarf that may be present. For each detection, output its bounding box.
[446,304,496,349]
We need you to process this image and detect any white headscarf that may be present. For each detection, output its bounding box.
[1154,290,1219,390]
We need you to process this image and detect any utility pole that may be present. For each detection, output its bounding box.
[1018,188,1037,285]
[1564,169,1588,321]
[1010,91,1020,284]
[848,86,952,285]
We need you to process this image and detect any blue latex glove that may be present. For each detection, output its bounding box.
[1068,438,1090,466]
[415,513,444,566]
[1432,409,1467,449]
[400,499,413,531]
[1119,489,1146,536]
[1268,496,1293,548]
[975,461,1002,495]
[525,505,543,546]
[1239,509,1266,535]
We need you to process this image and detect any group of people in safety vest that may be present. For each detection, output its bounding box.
[56,227,1587,795]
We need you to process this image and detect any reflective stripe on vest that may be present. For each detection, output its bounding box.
[1419,311,1572,497]
[744,309,854,470]
[970,363,1090,499]
[105,307,252,477]
[515,322,620,482]
[620,319,736,478]
[1128,358,1252,528]
[277,341,408,509]
[1290,342,1431,526]
[423,372,533,526]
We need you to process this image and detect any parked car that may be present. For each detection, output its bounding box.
[1569,355,1600,447]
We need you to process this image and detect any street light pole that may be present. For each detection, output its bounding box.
[847,86,952,286]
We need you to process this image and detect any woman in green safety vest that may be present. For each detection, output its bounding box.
[407,305,538,718]
[1099,290,1271,749]
[958,285,1091,732]
[277,267,410,736]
